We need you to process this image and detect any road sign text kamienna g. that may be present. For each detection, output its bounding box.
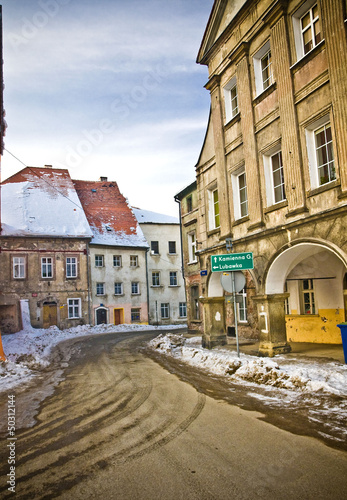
[211,252,254,272]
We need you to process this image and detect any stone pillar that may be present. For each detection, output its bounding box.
[320,0,347,196]
[200,296,227,349]
[231,43,264,231]
[205,75,232,239]
[253,294,291,357]
[270,14,307,217]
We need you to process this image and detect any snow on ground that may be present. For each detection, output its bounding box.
[148,334,347,397]
[0,324,185,394]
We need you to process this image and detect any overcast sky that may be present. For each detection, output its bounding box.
[1,0,213,216]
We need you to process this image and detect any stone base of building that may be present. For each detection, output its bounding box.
[202,334,227,349]
[258,341,292,357]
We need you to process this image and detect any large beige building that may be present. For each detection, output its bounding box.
[191,0,346,354]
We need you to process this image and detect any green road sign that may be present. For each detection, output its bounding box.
[211,252,254,272]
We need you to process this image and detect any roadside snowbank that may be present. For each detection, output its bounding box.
[0,324,185,393]
[148,334,347,396]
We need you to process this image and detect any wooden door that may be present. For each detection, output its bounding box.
[43,303,57,329]
[114,309,123,325]
[96,308,107,325]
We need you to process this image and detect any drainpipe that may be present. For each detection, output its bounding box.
[174,196,188,308]
[145,247,150,324]
[86,241,92,325]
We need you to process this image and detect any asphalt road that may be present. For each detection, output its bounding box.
[0,331,346,500]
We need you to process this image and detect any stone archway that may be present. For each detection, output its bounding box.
[262,241,347,348]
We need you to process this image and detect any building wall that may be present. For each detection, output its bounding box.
[139,223,187,325]
[89,245,149,325]
[195,0,347,347]
[0,237,90,332]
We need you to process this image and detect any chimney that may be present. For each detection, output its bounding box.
[100,176,108,182]
[44,164,53,169]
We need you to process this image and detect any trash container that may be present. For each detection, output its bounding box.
[337,323,347,363]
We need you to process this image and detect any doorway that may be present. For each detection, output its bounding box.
[114,308,124,325]
[96,308,108,325]
[43,302,58,329]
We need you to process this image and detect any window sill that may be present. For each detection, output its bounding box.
[169,285,180,288]
[188,260,198,265]
[224,112,240,130]
[264,200,288,214]
[114,294,124,297]
[207,228,220,237]
[290,39,325,73]
[307,179,340,197]
[253,82,276,105]
[232,215,249,227]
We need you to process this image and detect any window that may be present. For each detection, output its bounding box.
[168,241,176,254]
[161,303,170,319]
[66,256,77,278]
[188,232,197,263]
[208,188,220,230]
[151,241,159,255]
[13,257,25,279]
[253,41,274,95]
[131,282,140,294]
[113,255,122,267]
[152,272,160,287]
[131,308,141,322]
[179,302,187,318]
[306,117,336,189]
[41,257,53,278]
[292,1,322,60]
[271,151,286,203]
[223,77,239,122]
[130,255,138,267]
[68,298,81,319]
[95,255,104,267]
[191,286,200,320]
[186,195,193,213]
[96,283,105,296]
[170,272,178,286]
[237,287,247,322]
[300,279,316,314]
[231,169,248,219]
[114,282,123,295]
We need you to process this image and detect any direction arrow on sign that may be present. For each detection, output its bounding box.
[211,252,254,272]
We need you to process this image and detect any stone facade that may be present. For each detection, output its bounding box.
[193,0,347,354]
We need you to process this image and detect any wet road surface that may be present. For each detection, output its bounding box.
[0,331,346,499]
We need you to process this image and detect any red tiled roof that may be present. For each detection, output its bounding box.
[2,166,73,195]
[73,179,138,236]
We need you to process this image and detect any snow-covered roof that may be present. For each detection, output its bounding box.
[73,180,149,248]
[132,207,179,224]
[1,167,92,238]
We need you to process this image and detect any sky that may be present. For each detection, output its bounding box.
[0,0,214,216]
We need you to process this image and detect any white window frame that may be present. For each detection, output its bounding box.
[231,167,248,220]
[152,271,160,287]
[113,255,122,267]
[179,302,187,318]
[253,41,274,96]
[305,115,336,189]
[131,308,141,322]
[114,282,123,295]
[131,282,140,295]
[292,1,323,61]
[161,303,170,319]
[130,255,138,267]
[188,231,197,263]
[263,146,286,206]
[68,298,81,319]
[96,282,105,296]
[208,188,220,230]
[66,256,77,278]
[223,76,239,123]
[169,271,178,287]
[95,255,104,268]
[300,279,316,315]
[13,256,25,279]
[41,257,53,279]
[236,287,248,323]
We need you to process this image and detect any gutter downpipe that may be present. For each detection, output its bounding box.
[174,196,187,306]
[145,247,150,324]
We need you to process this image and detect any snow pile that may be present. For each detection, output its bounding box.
[148,334,347,396]
[0,324,186,393]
